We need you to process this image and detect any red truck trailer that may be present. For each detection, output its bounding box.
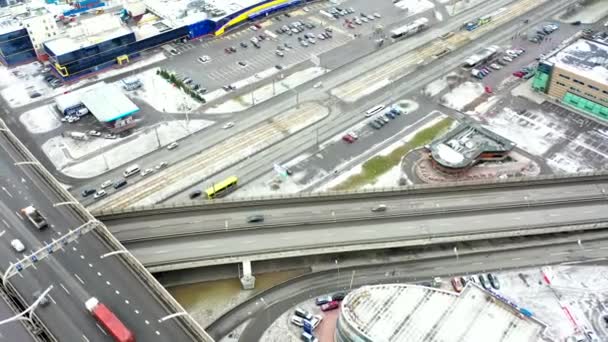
[85,297,135,342]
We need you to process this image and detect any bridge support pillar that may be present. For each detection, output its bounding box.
[240,260,255,290]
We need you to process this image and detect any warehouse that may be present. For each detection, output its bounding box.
[533,37,608,121]
[336,283,548,342]
[80,83,139,133]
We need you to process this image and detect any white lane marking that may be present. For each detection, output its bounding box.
[125,299,130,304]
[82,335,90,342]
[80,255,85,259]
[511,257,522,261]
[48,295,57,305]
[471,262,483,266]
[2,219,8,227]
[242,240,255,245]
[60,283,71,295]
[2,187,12,198]
[106,281,111,286]
[155,331,160,335]
[88,263,93,268]
[600,246,608,250]
[550,251,569,256]
[134,309,140,314]
[97,272,102,277]
[145,320,150,325]
[74,274,85,285]
[548,213,561,217]
[154,250,168,254]
[15,211,23,220]
[115,290,120,295]
[96,323,108,335]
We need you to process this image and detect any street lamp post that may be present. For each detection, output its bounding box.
[100,250,129,259]
[0,285,53,326]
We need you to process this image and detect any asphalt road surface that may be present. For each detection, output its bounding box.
[0,134,196,341]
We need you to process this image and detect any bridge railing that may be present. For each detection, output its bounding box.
[0,119,213,342]
[95,170,608,219]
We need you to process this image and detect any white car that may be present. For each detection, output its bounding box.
[313,82,323,88]
[198,55,210,63]
[310,315,323,329]
[490,63,502,70]
[140,168,154,177]
[348,131,358,139]
[11,239,25,252]
[156,161,168,169]
[167,142,179,150]
[373,12,381,18]
[222,122,235,129]
[88,130,102,137]
[94,190,107,199]
[250,25,258,31]
[100,180,112,189]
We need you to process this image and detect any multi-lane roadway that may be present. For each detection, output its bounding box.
[0,131,206,340]
[100,174,608,272]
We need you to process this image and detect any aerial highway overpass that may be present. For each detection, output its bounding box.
[0,121,212,341]
[98,173,608,273]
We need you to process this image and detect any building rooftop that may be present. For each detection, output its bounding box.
[428,123,515,169]
[44,13,132,56]
[340,283,547,342]
[80,83,139,122]
[548,38,608,86]
[143,0,267,27]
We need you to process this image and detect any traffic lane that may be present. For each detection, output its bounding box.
[128,201,608,265]
[67,232,193,341]
[106,180,608,234]
[7,256,106,342]
[236,239,608,341]
[0,296,36,342]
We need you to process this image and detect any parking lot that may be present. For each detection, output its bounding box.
[157,0,440,99]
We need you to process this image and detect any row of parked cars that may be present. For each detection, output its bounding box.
[450,273,500,292]
[368,107,403,130]
[528,22,559,44]
[471,47,526,80]
[289,292,347,342]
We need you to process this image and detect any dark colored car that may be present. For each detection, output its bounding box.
[113,179,127,189]
[571,21,581,26]
[247,215,264,223]
[487,273,500,289]
[81,188,96,197]
[460,276,467,287]
[240,42,248,48]
[368,121,381,129]
[478,274,490,290]
[189,190,202,199]
[332,292,346,301]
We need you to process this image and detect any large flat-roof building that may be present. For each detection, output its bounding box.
[336,283,548,342]
[425,122,515,173]
[533,36,608,122]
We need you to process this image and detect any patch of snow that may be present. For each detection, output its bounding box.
[0,53,166,109]
[423,78,448,97]
[394,0,435,14]
[441,81,484,111]
[434,10,443,22]
[473,96,500,115]
[44,120,213,178]
[511,79,546,105]
[127,68,201,113]
[19,105,61,134]
[445,0,488,16]
[205,67,327,114]
[547,152,592,174]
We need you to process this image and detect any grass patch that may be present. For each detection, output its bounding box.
[331,117,454,191]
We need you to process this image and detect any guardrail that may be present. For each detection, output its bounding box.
[95,171,608,219]
[139,218,608,272]
[0,120,213,342]
[115,195,607,242]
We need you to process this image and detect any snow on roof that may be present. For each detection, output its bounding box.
[0,14,23,36]
[548,38,608,85]
[143,0,268,27]
[44,14,133,56]
[428,123,515,169]
[340,284,547,342]
[80,83,139,122]
[55,92,82,112]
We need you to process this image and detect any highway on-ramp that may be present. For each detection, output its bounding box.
[0,131,206,340]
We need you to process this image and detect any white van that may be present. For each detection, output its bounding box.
[365,104,385,117]
[123,164,140,178]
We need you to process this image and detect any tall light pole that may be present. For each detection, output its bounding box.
[0,285,53,326]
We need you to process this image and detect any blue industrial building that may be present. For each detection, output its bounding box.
[0,26,36,65]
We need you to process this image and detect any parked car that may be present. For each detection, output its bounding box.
[316,295,333,305]
[332,292,346,301]
[275,50,285,57]
[487,273,500,289]
[167,141,179,150]
[100,180,112,189]
[189,190,202,199]
[198,55,211,63]
[451,277,463,292]
[140,168,154,177]
[478,274,491,290]
[81,188,96,197]
[321,301,340,311]
[342,134,355,143]
[88,130,102,137]
[294,308,313,321]
[238,61,247,67]
[290,315,304,327]
[156,161,169,169]
[222,121,235,129]
[513,71,525,78]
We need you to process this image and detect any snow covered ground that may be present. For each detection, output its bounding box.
[205,67,327,114]
[19,105,61,134]
[440,81,484,111]
[0,53,166,108]
[560,1,608,24]
[126,68,201,113]
[444,0,490,16]
[394,0,435,14]
[43,119,213,178]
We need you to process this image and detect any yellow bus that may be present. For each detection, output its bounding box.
[205,176,238,199]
